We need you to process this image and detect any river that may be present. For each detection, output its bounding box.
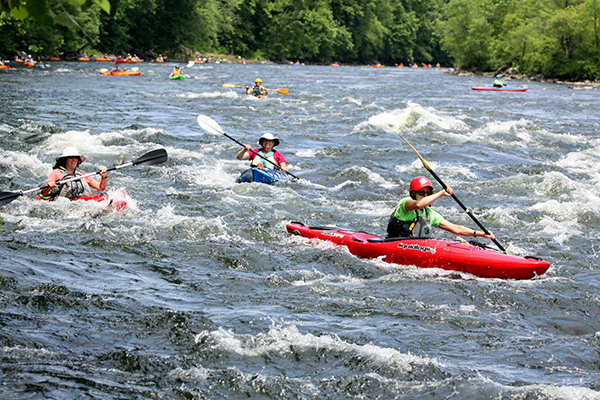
[1,61,599,399]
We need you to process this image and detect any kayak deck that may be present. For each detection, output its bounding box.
[286,222,550,280]
[99,71,141,76]
[237,168,287,184]
[472,86,529,92]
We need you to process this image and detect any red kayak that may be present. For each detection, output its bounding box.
[286,222,550,280]
[36,193,127,211]
[472,86,529,92]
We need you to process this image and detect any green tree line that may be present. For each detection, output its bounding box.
[1,0,599,79]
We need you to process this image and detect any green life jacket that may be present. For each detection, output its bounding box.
[386,207,433,238]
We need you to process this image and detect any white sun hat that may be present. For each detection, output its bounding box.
[56,147,86,163]
[258,133,280,147]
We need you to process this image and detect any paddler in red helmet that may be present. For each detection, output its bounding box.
[386,176,496,239]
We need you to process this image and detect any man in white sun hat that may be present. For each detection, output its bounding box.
[236,133,288,171]
[39,147,108,200]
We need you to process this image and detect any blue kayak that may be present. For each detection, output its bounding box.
[237,168,288,184]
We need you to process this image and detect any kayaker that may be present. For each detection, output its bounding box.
[386,176,495,239]
[236,133,288,171]
[169,66,181,78]
[246,78,268,97]
[493,74,506,87]
[111,62,121,73]
[40,147,107,200]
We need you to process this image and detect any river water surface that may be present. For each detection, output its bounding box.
[1,61,599,399]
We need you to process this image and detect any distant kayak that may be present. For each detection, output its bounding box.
[24,62,34,67]
[169,75,185,80]
[0,65,9,70]
[472,86,529,92]
[78,57,90,62]
[115,59,140,64]
[34,64,45,69]
[50,57,60,61]
[95,57,112,62]
[286,222,550,280]
[36,193,128,211]
[237,168,287,184]
[99,70,141,76]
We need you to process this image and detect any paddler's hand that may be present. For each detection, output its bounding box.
[46,180,57,189]
[99,167,107,179]
[474,230,496,240]
[440,186,453,197]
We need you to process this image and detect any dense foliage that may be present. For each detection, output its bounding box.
[439,0,600,80]
[1,0,599,79]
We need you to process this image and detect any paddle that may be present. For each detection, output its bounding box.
[100,68,108,72]
[265,87,289,94]
[222,83,289,95]
[399,135,507,253]
[130,67,139,72]
[196,115,299,180]
[0,149,168,207]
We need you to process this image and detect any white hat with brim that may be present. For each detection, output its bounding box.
[258,133,280,147]
[56,147,86,163]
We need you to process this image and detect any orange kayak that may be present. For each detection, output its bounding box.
[95,57,112,61]
[50,57,60,61]
[79,57,90,61]
[99,70,141,76]
[0,65,9,70]
[24,62,34,67]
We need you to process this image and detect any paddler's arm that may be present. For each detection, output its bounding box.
[88,168,108,191]
[438,219,495,239]
[404,187,452,211]
[236,145,253,161]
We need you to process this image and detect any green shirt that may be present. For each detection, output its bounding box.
[393,197,444,227]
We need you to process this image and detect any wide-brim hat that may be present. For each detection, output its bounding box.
[56,146,86,163]
[258,133,280,147]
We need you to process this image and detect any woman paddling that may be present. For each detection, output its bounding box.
[40,147,107,200]
[236,133,288,171]
[387,176,495,239]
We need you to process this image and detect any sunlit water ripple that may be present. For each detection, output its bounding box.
[1,62,599,399]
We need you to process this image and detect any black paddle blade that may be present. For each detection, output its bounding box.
[0,191,23,207]
[133,149,168,166]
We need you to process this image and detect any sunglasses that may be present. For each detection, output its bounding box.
[417,189,432,196]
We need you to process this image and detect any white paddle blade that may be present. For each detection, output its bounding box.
[187,61,195,68]
[197,115,225,135]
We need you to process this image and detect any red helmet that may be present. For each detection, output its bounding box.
[409,176,433,198]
